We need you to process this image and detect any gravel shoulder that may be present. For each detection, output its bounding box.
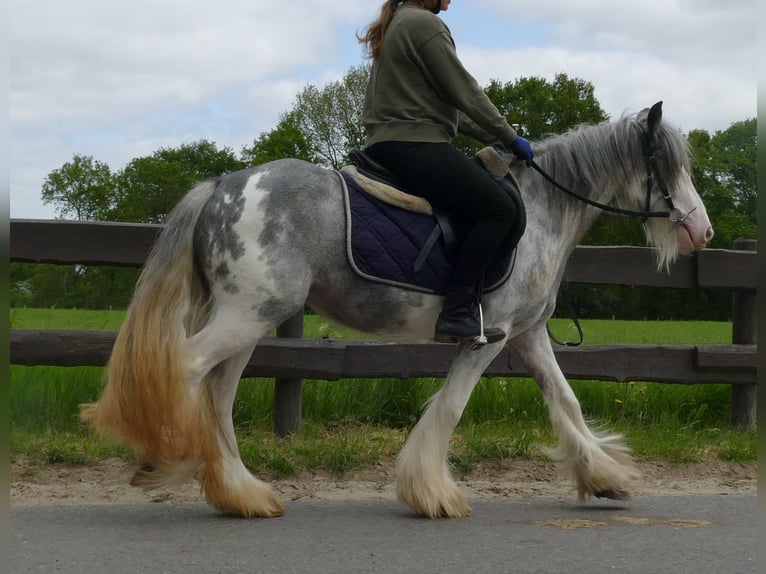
[10,457,757,507]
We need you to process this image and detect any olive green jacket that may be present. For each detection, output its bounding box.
[363,4,517,147]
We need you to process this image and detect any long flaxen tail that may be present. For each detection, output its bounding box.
[81,179,220,486]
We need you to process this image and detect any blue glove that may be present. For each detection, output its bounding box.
[508,136,533,166]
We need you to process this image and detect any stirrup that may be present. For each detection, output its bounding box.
[434,301,505,348]
[466,305,506,351]
[468,303,487,351]
[478,303,489,344]
[468,304,489,350]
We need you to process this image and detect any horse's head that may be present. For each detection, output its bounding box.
[634,102,714,269]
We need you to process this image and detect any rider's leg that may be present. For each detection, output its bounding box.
[365,141,516,342]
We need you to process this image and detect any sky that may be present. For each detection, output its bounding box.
[9,0,757,219]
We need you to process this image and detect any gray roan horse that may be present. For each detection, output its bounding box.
[82,102,714,518]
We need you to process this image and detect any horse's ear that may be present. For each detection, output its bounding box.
[647,101,663,134]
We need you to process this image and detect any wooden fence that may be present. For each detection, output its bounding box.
[10,220,758,432]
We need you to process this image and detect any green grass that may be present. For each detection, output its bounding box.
[10,308,126,330]
[9,307,732,343]
[9,308,753,476]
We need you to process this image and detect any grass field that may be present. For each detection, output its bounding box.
[10,308,755,476]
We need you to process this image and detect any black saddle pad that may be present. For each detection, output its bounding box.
[340,170,515,295]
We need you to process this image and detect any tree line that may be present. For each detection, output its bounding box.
[11,66,756,320]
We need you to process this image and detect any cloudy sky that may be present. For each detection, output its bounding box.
[10,0,757,219]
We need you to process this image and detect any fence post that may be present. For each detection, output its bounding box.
[274,311,304,436]
[730,238,757,428]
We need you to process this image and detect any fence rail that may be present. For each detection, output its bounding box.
[10,220,758,430]
[9,219,758,289]
[10,330,756,384]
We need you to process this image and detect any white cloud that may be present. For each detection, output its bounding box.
[9,0,373,218]
[465,0,756,132]
[462,45,755,134]
[478,0,755,59]
[10,1,367,125]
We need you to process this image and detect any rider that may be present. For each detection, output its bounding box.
[358,0,533,344]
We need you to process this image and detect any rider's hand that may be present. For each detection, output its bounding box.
[508,136,534,166]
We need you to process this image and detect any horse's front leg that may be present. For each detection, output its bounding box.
[509,324,640,501]
[397,341,505,518]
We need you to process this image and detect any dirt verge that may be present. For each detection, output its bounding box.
[10,457,756,507]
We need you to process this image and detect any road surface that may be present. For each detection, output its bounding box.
[11,495,756,573]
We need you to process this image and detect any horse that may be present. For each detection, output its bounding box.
[81,101,714,518]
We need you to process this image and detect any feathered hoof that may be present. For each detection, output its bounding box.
[571,455,640,503]
[575,474,636,503]
[207,486,285,518]
[130,459,202,490]
[396,477,472,518]
[594,488,631,501]
[131,462,160,488]
[202,462,285,518]
[549,435,640,503]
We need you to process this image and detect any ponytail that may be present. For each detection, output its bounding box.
[357,1,401,59]
[358,1,439,59]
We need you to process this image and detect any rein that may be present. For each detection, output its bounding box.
[525,121,696,223]
[528,159,672,220]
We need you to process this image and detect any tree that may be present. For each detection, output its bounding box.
[19,141,245,309]
[688,119,757,249]
[112,140,245,223]
[290,64,369,169]
[41,154,116,220]
[485,73,608,137]
[9,263,71,308]
[241,111,317,166]
[453,73,609,157]
[467,74,631,248]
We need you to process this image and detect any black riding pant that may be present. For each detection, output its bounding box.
[365,141,517,290]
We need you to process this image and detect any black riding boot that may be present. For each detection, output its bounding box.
[434,284,506,344]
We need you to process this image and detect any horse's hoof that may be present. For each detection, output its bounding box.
[397,482,472,518]
[133,462,155,475]
[594,488,631,501]
[436,501,472,518]
[130,462,156,488]
[130,458,202,491]
[202,463,286,518]
[220,499,286,519]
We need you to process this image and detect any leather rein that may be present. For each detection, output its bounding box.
[524,123,697,224]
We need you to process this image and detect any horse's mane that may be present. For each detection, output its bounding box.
[533,111,690,202]
[528,110,692,268]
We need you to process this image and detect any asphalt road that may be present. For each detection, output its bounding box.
[11,495,756,574]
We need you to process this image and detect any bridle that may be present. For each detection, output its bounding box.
[530,117,698,348]
[524,122,696,224]
[634,121,697,224]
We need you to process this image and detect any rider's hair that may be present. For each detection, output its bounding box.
[358,1,438,59]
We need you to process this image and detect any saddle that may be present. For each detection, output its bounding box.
[339,146,527,295]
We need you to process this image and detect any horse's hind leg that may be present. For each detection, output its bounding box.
[133,306,285,517]
[509,324,640,501]
[397,344,504,518]
[176,303,290,518]
[198,342,285,518]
